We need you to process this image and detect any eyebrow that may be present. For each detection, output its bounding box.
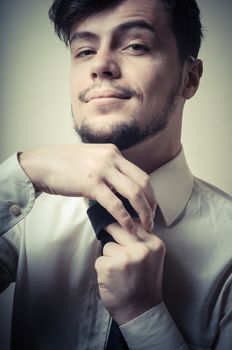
[114,19,157,36]
[70,31,98,45]
[70,19,157,46]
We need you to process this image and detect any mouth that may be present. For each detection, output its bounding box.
[87,90,132,103]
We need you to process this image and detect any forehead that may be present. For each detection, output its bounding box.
[71,0,170,39]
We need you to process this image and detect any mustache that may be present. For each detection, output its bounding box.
[78,82,140,102]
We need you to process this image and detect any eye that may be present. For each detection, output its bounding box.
[75,49,96,59]
[124,43,151,55]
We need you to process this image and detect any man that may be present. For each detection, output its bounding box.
[0,0,231,349]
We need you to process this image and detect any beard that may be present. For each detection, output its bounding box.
[73,78,182,151]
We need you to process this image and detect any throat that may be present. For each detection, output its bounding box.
[122,133,181,174]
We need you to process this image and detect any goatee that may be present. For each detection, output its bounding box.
[73,78,181,151]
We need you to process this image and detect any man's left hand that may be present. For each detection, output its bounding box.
[95,222,166,325]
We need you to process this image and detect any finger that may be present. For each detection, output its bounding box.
[105,169,154,231]
[105,223,142,246]
[95,255,108,272]
[132,222,155,241]
[95,256,110,282]
[132,222,165,255]
[117,158,157,214]
[93,184,137,234]
[102,241,127,257]
[95,255,115,273]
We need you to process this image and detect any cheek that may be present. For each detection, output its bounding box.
[70,73,78,105]
[132,60,168,96]
[70,67,89,103]
[138,69,167,109]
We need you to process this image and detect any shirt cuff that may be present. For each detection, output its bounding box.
[0,153,36,234]
[120,302,188,350]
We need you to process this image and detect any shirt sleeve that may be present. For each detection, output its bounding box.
[213,274,232,350]
[0,153,36,235]
[0,226,21,292]
[120,302,190,350]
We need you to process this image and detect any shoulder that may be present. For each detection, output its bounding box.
[193,177,232,211]
[188,177,232,245]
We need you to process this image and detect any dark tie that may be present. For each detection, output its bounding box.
[87,194,138,349]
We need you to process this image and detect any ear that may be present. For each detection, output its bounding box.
[182,58,203,100]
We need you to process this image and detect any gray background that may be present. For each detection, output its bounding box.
[0,1,232,349]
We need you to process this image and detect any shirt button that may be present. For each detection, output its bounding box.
[10,205,22,217]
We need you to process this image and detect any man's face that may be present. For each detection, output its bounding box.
[70,0,183,150]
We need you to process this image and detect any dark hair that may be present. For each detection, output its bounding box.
[48,0,203,63]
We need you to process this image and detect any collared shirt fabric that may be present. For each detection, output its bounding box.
[0,150,231,350]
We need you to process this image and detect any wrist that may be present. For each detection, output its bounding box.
[113,298,163,326]
[18,150,42,193]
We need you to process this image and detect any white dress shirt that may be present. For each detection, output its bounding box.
[0,149,231,350]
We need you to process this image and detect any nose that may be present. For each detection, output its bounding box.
[90,48,121,81]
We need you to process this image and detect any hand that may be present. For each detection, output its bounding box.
[95,222,166,325]
[19,144,156,233]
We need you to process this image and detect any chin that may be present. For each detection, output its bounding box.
[75,116,143,151]
[79,112,132,129]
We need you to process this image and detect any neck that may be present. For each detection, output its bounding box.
[122,121,182,174]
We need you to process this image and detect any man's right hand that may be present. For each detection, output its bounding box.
[19,144,156,234]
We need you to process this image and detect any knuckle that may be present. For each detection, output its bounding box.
[94,257,101,271]
[151,238,166,256]
[108,144,119,152]
[138,244,150,260]
[91,162,103,178]
[120,252,139,274]
[132,242,150,262]
[131,187,142,202]
[102,242,110,255]
[105,261,115,277]
[121,214,133,228]
[110,198,123,214]
[104,264,111,275]
[158,240,166,255]
[106,144,119,158]
[141,211,152,221]
[140,173,150,189]
[119,254,130,270]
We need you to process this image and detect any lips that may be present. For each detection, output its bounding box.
[87,90,132,102]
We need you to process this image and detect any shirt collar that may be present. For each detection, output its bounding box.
[149,148,194,226]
